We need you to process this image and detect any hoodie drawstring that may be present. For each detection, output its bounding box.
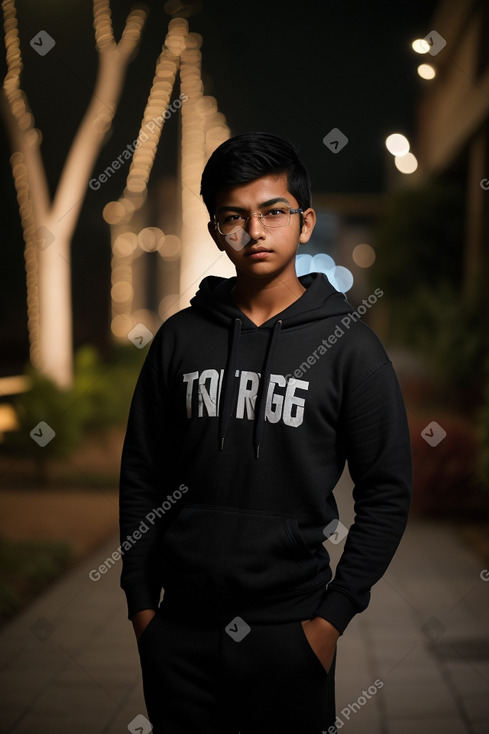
[218,317,242,452]
[253,319,282,459]
[218,317,283,460]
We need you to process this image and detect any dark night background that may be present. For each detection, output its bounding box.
[2,8,489,728]
[0,0,438,373]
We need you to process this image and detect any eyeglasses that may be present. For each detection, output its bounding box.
[213,206,303,236]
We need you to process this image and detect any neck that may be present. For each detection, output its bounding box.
[231,271,306,318]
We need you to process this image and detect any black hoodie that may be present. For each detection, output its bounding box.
[119,272,412,634]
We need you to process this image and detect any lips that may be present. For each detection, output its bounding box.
[245,247,271,256]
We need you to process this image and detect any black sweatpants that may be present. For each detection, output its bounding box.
[137,604,337,734]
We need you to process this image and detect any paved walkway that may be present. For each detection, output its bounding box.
[1,470,488,734]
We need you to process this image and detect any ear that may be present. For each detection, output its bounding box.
[208,220,224,251]
[299,207,317,244]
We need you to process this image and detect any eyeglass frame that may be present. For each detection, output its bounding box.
[212,206,304,236]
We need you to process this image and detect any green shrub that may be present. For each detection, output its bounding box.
[396,280,489,391]
[71,344,144,430]
[371,179,487,394]
[2,343,147,482]
[4,367,89,474]
[371,178,489,510]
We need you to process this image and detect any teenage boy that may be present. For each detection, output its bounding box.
[119,131,412,734]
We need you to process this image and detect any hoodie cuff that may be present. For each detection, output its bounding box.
[313,589,361,635]
[123,583,159,620]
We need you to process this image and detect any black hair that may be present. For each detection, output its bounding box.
[200,131,312,217]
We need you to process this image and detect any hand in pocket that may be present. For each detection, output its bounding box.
[301,617,339,673]
[132,609,156,642]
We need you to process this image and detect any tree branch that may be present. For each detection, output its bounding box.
[50,4,147,232]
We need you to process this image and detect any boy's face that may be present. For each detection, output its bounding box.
[208,173,316,280]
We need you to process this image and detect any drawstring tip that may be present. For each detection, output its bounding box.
[255,444,260,459]
[220,437,225,451]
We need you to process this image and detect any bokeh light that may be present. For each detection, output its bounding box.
[328,266,354,293]
[159,234,181,260]
[295,254,313,277]
[394,152,418,174]
[385,133,410,156]
[138,227,165,252]
[296,252,354,292]
[103,201,127,225]
[417,63,436,80]
[113,232,138,257]
[111,313,133,337]
[412,38,430,54]
[312,253,335,274]
[111,281,133,303]
[352,243,376,268]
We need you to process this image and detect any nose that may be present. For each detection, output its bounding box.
[246,212,265,240]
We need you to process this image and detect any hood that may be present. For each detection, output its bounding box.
[190,271,352,328]
[189,272,354,459]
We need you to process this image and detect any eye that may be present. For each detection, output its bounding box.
[222,214,243,223]
[264,208,287,217]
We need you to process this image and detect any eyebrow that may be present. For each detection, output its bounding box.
[216,197,291,214]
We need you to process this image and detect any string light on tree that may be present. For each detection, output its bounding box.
[109,14,232,341]
[2,0,148,387]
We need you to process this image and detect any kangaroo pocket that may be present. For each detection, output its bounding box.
[161,504,319,596]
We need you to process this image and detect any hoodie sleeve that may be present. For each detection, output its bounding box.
[119,334,168,620]
[315,359,412,634]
